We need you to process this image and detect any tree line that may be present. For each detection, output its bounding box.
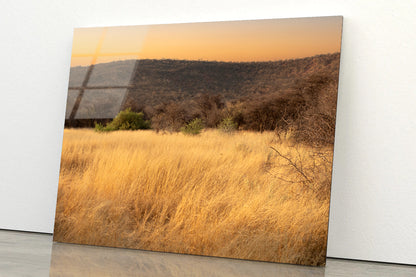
[91,70,338,146]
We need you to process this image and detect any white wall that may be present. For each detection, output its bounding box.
[0,0,415,265]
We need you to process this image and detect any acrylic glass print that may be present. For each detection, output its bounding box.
[54,16,343,266]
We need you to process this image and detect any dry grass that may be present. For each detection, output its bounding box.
[54,128,333,266]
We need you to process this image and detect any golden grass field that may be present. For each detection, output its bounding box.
[54,128,333,266]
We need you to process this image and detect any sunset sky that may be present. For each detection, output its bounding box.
[70,16,342,67]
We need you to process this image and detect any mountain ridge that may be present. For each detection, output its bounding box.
[67,53,340,122]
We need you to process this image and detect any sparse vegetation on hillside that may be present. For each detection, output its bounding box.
[66,53,340,138]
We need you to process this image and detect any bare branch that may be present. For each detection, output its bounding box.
[269,146,312,184]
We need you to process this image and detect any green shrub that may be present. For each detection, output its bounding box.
[94,122,105,132]
[94,122,116,132]
[95,109,150,132]
[181,118,204,135]
[218,116,237,133]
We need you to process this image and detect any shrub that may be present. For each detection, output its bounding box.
[218,116,237,133]
[292,73,338,146]
[151,102,193,132]
[94,122,113,132]
[95,109,150,132]
[181,118,204,135]
[195,94,225,128]
[239,94,306,132]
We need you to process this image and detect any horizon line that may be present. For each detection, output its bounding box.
[70,52,341,68]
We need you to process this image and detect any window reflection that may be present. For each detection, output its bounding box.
[66,28,141,128]
[75,88,128,119]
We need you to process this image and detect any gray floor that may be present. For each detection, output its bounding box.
[0,230,415,277]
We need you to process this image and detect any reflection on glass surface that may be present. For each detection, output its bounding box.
[87,59,137,87]
[68,63,91,87]
[74,88,128,119]
[66,27,141,124]
[65,90,79,119]
[49,242,324,277]
[98,26,147,54]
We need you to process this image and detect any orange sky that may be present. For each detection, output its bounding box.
[71,16,342,67]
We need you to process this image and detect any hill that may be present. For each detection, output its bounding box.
[68,53,340,110]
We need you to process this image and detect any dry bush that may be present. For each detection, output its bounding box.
[194,94,225,128]
[292,72,339,146]
[54,129,333,266]
[151,102,194,132]
[269,145,333,202]
[225,71,339,147]
[149,95,225,132]
[238,93,306,132]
